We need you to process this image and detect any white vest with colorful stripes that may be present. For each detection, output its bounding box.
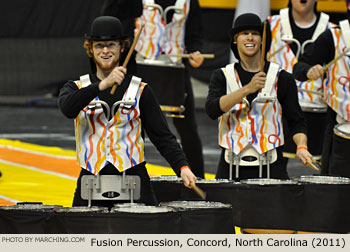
[135,0,189,61]
[268,8,334,104]
[218,63,284,155]
[326,20,350,122]
[74,75,146,175]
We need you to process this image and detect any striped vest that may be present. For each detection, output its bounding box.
[268,8,334,104]
[326,20,350,122]
[74,75,146,174]
[135,0,189,61]
[218,63,284,155]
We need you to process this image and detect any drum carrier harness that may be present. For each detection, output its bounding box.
[78,74,142,207]
[224,63,280,180]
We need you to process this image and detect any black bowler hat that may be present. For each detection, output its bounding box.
[230,13,264,60]
[85,16,128,41]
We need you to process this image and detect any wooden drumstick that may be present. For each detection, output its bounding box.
[192,184,206,200]
[168,53,215,59]
[306,160,320,172]
[260,21,267,72]
[298,88,324,97]
[323,47,350,72]
[110,24,145,95]
[267,43,288,60]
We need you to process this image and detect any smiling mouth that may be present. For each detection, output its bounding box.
[101,56,112,60]
[245,44,255,48]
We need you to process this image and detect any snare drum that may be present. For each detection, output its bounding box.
[299,101,327,113]
[159,201,234,233]
[150,176,183,202]
[0,203,61,233]
[295,175,350,233]
[136,57,186,117]
[330,123,350,177]
[110,205,180,233]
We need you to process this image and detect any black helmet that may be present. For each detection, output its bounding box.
[85,16,128,41]
[230,13,264,60]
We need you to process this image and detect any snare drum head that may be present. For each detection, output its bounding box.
[295,175,350,184]
[334,123,350,139]
[150,176,182,182]
[299,101,327,113]
[159,201,231,209]
[0,204,62,211]
[240,178,297,185]
[111,205,174,213]
[196,179,233,184]
[58,206,109,213]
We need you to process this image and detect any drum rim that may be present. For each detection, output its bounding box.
[240,178,298,185]
[111,205,174,213]
[159,200,232,209]
[334,122,350,140]
[295,175,350,184]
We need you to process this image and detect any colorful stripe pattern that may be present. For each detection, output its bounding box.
[327,27,350,122]
[74,82,147,174]
[268,14,333,104]
[219,68,284,155]
[135,0,189,61]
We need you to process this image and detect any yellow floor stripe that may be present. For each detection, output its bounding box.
[0,162,76,207]
[0,139,215,207]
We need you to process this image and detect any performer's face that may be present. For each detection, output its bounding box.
[235,30,261,58]
[91,40,123,72]
[291,0,317,14]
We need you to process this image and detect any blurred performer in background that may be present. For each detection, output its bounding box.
[267,0,336,166]
[293,0,350,177]
[206,13,312,180]
[58,16,196,208]
[101,0,143,75]
[134,0,205,178]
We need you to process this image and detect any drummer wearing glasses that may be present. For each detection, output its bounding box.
[206,13,313,180]
[293,0,350,177]
[58,16,196,208]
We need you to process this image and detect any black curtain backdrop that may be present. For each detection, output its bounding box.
[0,1,234,97]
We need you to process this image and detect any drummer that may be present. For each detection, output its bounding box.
[205,13,313,180]
[293,0,350,176]
[266,0,335,161]
[58,16,196,208]
[133,0,206,178]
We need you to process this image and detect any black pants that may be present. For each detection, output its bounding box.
[72,163,157,209]
[173,71,204,178]
[215,147,289,180]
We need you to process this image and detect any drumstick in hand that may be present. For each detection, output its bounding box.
[192,184,206,200]
[323,47,350,71]
[260,21,267,72]
[306,160,320,172]
[110,24,145,95]
[168,54,215,59]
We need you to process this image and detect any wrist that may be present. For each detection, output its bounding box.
[296,146,308,152]
[180,166,191,172]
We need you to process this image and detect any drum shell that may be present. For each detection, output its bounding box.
[329,127,350,178]
[150,177,183,202]
[136,62,186,107]
[299,179,350,233]
[0,204,61,233]
[159,201,234,234]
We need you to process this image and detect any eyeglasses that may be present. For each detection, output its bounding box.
[93,42,120,51]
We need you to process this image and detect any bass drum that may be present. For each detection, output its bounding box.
[159,200,234,234]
